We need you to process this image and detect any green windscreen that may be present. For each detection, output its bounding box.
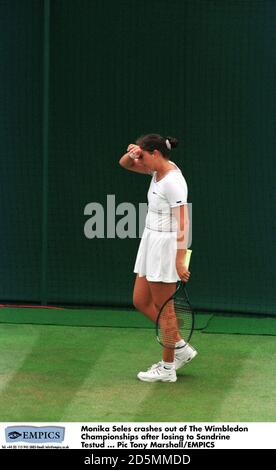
[0,0,275,314]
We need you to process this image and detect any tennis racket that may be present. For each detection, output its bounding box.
[156,249,194,350]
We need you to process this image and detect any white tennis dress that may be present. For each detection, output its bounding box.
[134,161,188,282]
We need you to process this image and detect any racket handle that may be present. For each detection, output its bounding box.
[184,249,192,269]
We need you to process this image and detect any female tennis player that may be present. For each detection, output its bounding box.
[119,134,197,382]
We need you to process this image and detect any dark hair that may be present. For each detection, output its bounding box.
[135,133,179,158]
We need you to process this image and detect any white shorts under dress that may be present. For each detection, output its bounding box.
[133,162,188,283]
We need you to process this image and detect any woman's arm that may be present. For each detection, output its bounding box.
[172,204,190,283]
[119,144,152,175]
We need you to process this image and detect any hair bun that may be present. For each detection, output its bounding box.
[166,136,179,149]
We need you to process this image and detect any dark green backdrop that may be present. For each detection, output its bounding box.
[0,0,275,314]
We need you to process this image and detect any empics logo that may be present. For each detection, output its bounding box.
[5,426,65,443]
[7,431,22,440]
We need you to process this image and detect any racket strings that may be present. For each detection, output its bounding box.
[158,294,193,349]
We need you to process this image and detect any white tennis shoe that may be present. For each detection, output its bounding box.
[174,344,197,370]
[147,344,197,373]
[137,364,177,383]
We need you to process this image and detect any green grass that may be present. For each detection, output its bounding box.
[0,323,275,421]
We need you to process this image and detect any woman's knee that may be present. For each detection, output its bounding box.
[133,291,154,313]
[133,293,147,312]
[133,276,152,311]
[153,301,163,312]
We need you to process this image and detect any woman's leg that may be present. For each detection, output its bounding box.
[148,281,179,363]
[133,274,158,322]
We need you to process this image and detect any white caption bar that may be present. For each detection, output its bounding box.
[1,422,276,449]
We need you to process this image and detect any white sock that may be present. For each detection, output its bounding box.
[175,339,186,348]
[162,361,175,370]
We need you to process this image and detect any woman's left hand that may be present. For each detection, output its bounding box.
[176,261,190,283]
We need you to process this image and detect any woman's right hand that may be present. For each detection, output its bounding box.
[127,144,142,158]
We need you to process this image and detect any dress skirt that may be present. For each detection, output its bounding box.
[133,227,180,283]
